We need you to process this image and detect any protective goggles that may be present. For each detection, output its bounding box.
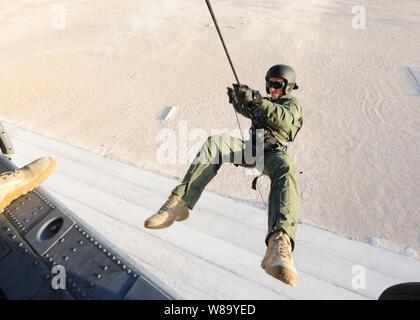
[266,80,286,89]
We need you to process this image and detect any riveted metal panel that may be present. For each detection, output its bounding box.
[24,207,75,256]
[0,155,179,300]
[43,225,139,299]
[4,190,55,234]
[32,282,73,300]
[0,215,54,300]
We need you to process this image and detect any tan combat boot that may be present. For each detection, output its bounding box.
[144,193,189,229]
[0,157,56,213]
[261,229,298,287]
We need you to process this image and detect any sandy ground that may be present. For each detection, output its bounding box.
[5,122,420,299]
[0,0,419,257]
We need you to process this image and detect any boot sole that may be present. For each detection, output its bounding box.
[264,265,298,288]
[0,158,56,214]
[144,218,176,229]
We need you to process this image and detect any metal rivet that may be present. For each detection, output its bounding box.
[102,249,107,253]
[96,274,102,280]
[64,256,69,261]
[133,274,138,278]
[24,219,29,223]
[5,227,10,232]
[32,212,37,216]
[59,238,65,243]
[18,242,23,247]
[94,241,98,246]
[98,245,102,249]
[72,248,77,252]
[103,266,108,271]
[39,206,43,210]
[89,282,95,287]
[117,261,121,265]
[79,240,84,245]
[82,232,86,236]
[127,270,132,274]
[49,258,53,262]
[72,283,76,288]
[11,235,16,239]
[122,265,126,270]
[46,275,50,279]
[45,253,49,258]
[112,256,116,261]
[24,249,28,253]
[33,261,39,266]
[107,252,111,257]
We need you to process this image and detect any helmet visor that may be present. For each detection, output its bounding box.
[266,80,286,89]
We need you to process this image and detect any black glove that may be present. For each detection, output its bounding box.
[227,86,236,104]
[232,84,262,107]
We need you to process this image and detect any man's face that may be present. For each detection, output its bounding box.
[267,77,286,100]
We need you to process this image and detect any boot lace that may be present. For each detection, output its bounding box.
[159,195,180,212]
[275,231,292,259]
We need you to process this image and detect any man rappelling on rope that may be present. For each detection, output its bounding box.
[145,64,303,287]
[144,1,303,288]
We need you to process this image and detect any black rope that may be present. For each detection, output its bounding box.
[205,0,240,86]
[204,0,267,209]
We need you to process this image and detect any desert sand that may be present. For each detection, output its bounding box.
[0,0,419,257]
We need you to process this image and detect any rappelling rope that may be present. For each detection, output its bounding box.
[204,0,267,209]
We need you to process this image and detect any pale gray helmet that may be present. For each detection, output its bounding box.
[265,64,299,94]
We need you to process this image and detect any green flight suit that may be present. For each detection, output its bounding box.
[172,94,303,249]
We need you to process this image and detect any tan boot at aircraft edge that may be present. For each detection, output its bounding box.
[0,157,56,213]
